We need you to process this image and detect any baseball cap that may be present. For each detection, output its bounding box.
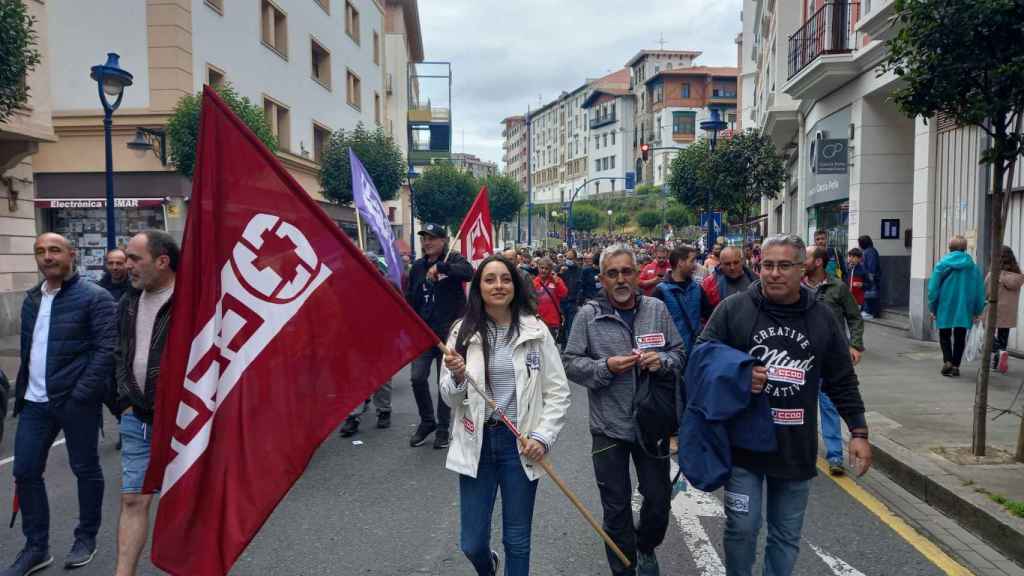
[417,223,448,238]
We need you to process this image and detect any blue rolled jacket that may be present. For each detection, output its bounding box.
[654,278,702,354]
[679,341,776,492]
[14,273,117,414]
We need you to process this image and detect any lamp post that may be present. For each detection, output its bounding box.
[407,168,419,256]
[607,209,613,235]
[699,108,727,252]
[90,53,134,251]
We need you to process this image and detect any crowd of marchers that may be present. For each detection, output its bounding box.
[2,222,1021,576]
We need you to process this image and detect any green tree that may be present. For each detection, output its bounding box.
[715,130,785,238]
[166,83,277,179]
[320,123,406,204]
[482,174,525,225]
[635,183,659,196]
[411,163,476,231]
[637,210,662,234]
[667,140,720,213]
[570,204,601,233]
[665,205,695,229]
[0,0,40,122]
[880,0,1024,458]
[615,213,631,229]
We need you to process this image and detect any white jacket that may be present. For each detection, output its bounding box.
[440,315,571,481]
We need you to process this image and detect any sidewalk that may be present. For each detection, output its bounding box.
[854,322,1024,566]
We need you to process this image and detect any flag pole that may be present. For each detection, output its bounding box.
[437,342,632,569]
[354,208,366,252]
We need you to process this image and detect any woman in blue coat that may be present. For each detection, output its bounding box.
[927,236,985,377]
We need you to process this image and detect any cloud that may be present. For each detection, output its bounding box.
[418,0,744,167]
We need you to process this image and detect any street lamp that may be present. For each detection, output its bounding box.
[607,209,613,235]
[407,168,419,255]
[699,108,728,251]
[90,53,133,251]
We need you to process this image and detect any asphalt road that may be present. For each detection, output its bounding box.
[0,367,953,575]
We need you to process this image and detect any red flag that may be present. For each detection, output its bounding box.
[457,186,494,267]
[143,87,438,575]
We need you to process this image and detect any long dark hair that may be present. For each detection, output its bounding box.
[455,256,537,387]
[1001,245,1021,274]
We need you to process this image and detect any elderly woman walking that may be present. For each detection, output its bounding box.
[440,255,571,575]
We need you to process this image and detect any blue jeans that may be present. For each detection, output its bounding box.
[818,392,843,463]
[723,466,811,576]
[459,425,539,576]
[13,400,104,551]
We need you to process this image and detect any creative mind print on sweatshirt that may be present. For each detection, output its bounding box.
[748,325,814,399]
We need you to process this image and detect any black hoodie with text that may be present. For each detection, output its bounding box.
[696,280,866,480]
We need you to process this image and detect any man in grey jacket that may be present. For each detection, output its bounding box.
[563,244,685,576]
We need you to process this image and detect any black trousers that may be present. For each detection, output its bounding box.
[939,327,968,367]
[409,346,451,431]
[592,434,671,575]
[994,327,1011,352]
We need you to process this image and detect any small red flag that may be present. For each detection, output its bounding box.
[457,186,494,267]
[143,87,438,575]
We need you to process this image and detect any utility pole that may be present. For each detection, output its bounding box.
[527,106,533,246]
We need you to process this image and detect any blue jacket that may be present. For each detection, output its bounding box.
[679,341,776,492]
[654,279,702,354]
[928,251,985,329]
[14,273,117,414]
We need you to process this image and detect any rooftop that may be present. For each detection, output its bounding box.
[625,49,703,67]
[643,66,740,85]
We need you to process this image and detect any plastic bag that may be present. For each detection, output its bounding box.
[964,321,984,364]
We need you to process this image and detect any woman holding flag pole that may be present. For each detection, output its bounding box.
[440,254,571,575]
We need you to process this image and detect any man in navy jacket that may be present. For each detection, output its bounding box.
[5,233,116,576]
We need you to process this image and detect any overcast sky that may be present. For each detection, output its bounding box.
[417,0,744,168]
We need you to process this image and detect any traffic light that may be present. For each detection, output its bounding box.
[640,143,650,162]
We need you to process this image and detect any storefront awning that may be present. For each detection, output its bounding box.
[34,198,167,209]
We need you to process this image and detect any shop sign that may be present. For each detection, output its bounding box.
[814,139,848,174]
[35,198,166,209]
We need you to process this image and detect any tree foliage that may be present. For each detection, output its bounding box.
[482,174,525,224]
[320,123,406,204]
[411,163,476,231]
[615,213,631,228]
[635,183,660,196]
[570,204,601,232]
[667,141,718,213]
[665,205,695,229]
[637,210,662,233]
[0,0,41,122]
[166,83,277,179]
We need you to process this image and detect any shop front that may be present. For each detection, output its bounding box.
[805,108,851,258]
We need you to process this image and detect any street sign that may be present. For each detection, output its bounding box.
[701,212,723,250]
[625,171,636,190]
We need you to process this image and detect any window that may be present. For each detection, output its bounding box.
[346,70,361,109]
[603,133,608,147]
[263,97,291,150]
[206,0,223,14]
[681,83,690,98]
[728,112,737,127]
[672,111,696,136]
[206,65,225,88]
[313,123,330,163]
[373,31,380,65]
[311,38,331,89]
[594,135,600,149]
[610,156,615,170]
[315,0,329,13]
[261,0,288,58]
[345,1,360,44]
[654,84,663,103]
[611,132,615,146]
[595,159,601,172]
[374,92,381,125]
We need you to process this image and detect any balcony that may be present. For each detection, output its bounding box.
[856,0,897,42]
[787,2,860,80]
[590,111,616,129]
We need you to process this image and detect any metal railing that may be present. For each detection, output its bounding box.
[590,112,616,129]
[788,1,860,79]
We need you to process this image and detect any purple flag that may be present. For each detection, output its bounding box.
[349,149,402,288]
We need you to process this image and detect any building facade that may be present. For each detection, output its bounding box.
[501,115,527,192]
[450,152,497,180]
[37,0,399,277]
[580,84,635,198]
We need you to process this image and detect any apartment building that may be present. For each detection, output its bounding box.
[450,152,497,180]
[0,0,56,376]
[580,81,635,198]
[501,115,527,192]
[36,0,398,278]
[528,84,590,206]
[644,67,739,186]
[742,0,1024,347]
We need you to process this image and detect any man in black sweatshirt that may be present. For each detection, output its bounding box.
[696,233,872,576]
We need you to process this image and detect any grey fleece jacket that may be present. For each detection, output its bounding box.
[562,292,686,441]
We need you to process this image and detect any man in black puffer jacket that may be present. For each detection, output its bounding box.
[405,224,473,449]
[7,233,115,575]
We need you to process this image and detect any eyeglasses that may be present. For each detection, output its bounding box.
[603,267,636,280]
[761,261,802,273]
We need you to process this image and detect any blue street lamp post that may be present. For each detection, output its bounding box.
[699,108,727,252]
[407,168,418,255]
[90,53,134,251]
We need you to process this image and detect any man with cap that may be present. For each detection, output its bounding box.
[405,224,474,449]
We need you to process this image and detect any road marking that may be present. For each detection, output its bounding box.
[669,460,726,576]
[0,438,66,467]
[810,543,868,576]
[816,458,973,576]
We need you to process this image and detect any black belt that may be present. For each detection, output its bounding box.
[485,418,504,428]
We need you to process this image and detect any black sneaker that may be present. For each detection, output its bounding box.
[339,417,360,437]
[941,362,954,377]
[409,423,437,447]
[64,538,96,569]
[951,366,960,377]
[376,411,391,429]
[1,547,52,576]
[433,429,450,450]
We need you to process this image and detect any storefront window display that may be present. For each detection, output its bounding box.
[807,199,849,251]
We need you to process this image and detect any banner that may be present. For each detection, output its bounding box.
[457,185,493,267]
[349,149,403,288]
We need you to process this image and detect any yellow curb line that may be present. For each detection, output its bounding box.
[816,458,974,576]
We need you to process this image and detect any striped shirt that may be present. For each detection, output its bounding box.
[485,323,518,425]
